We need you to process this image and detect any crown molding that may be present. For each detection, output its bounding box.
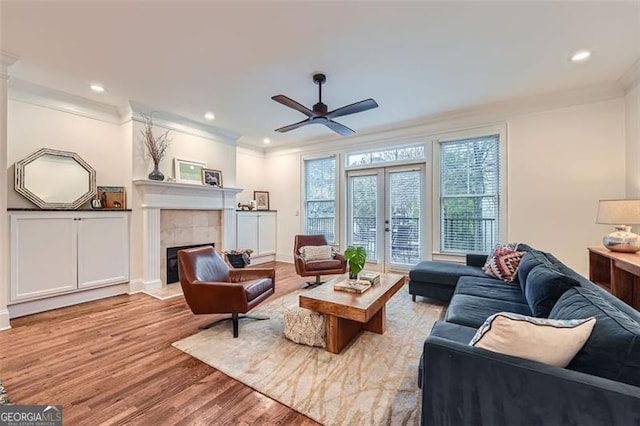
[236,145,266,158]
[0,51,19,80]
[8,79,122,124]
[619,59,640,94]
[128,101,240,147]
[266,81,624,157]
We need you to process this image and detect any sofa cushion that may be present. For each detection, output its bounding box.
[549,286,640,387]
[517,249,550,294]
[482,244,526,282]
[445,293,533,328]
[409,261,487,287]
[455,276,528,305]
[469,312,596,367]
[525,264,578,317]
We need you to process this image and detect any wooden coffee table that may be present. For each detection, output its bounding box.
[299,273,406,354]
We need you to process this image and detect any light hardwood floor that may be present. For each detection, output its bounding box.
[0,262,320,425]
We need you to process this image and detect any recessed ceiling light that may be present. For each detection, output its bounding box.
[205,112,215,120]
[571,50,591,62]
[263,138,271,144]
[90,84,105,93]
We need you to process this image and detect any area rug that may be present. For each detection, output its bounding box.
[0,380,9,405]
[172,286,445,425]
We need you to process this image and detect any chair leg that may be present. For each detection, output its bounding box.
[198,313,270,338]
[232,313,239,338]
[304,274,324,288]
[412,294,416,302]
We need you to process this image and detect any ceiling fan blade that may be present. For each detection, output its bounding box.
[325,120,355,136]
[274,118,312,133]
[271,95,317,118]
[326,98,378,119]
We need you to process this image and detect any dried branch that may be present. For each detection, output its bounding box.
[140,112,171,164]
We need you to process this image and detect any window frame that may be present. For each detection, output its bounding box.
[432,125,507,258]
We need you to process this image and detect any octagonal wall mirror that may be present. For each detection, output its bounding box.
[15,148,97,209]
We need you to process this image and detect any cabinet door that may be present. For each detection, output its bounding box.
[77,215,130,288]
[258,213,276,255]
[11,216,77,301]
[236,213,258,252]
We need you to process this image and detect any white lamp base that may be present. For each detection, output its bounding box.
[603,225,640,253]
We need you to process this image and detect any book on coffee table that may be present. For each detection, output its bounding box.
[358,272,380,285]
[333,279,372,294]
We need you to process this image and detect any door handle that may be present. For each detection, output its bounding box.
[385,228,390,232]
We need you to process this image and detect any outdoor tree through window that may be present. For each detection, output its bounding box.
[440,135,500,253]
[304,156,336,243]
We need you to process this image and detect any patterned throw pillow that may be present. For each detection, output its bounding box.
[299,245,334,261]
[483,243,526,282]
[469,312,596,367]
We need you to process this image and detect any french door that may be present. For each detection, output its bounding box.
[346,164,424,271]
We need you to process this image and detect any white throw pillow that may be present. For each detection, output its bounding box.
[299,245,334,261]
[469,312,596,367]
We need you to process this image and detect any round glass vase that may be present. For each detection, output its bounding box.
[148,163,165,181]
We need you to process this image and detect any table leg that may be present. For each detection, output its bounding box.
[325,314,363,354]
[363,305,386,334]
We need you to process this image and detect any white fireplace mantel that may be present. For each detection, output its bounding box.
[133,179,243,291]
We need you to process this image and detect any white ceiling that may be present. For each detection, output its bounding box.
[1,1,639,149]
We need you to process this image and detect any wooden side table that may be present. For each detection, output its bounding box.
[588,247,640,310]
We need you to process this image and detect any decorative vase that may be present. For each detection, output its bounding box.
[349,270,358,280]
[148,164,164,181]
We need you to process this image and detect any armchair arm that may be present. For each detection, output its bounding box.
[422,335,640,426]
[229,268,276,284]
[188,281,248,312]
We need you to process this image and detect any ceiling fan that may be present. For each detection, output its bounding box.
[272,73,378,136]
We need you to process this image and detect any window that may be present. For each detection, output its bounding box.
[304,156,337,243]
[439,135,500,253]
[346,144,425,167]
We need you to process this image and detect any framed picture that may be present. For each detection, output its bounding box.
[174,158,206,184]
[254,191,270,210]
[202,168,223,187]
[96,186,126,209]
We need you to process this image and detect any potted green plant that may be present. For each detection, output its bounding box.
[344,246,367,279]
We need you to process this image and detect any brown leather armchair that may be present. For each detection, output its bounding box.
[294,234,347,286]
[178,246,275,337]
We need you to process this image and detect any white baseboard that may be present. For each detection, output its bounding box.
[276,253,294,263]
[7,283,129,319]
[143,279,163,292]
[0,309,11,331]
[128,278,144,294]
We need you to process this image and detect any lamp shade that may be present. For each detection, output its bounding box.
[596,199,640,225]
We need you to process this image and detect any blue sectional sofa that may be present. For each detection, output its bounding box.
[411,246,640,426]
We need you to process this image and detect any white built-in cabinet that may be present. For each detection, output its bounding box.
[9,210,130,303]
[236,211,276,261]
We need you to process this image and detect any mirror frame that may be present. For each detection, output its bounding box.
[15,148,97,210]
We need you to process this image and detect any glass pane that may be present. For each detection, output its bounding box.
[304,157,336,243]
[346,144,425,167]
[389,170,421,265]
[350,175,377,261]
[440,135,500,253]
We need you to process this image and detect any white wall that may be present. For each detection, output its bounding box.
[625,85,640,198]
[263,98,627,275]
[235,147,267,205]
[7,100,127,207]
[508,99,626,274]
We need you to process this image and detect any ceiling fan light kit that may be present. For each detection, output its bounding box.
[272,73,378,136]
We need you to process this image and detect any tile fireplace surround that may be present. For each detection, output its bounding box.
[134,180,242,292]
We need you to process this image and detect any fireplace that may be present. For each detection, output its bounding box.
[166,243,215,284]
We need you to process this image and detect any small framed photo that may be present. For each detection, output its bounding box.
[97,186,126,209]
[254,191,270,210]
[202,168,223,187]
[174,158,206,184]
